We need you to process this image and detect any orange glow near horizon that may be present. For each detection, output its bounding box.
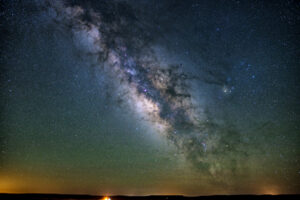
[264,191,278,195]
[261,186,280,195]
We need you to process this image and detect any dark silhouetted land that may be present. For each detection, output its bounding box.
[0,193,299,200]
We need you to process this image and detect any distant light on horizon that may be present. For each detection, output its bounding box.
[264,190,279,195]
[261,186,280,196]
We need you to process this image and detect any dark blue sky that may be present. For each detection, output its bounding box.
[0,0,299,195]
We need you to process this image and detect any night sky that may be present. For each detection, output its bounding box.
[0,0,300,196]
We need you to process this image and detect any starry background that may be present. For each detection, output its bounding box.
[0,0,299,196]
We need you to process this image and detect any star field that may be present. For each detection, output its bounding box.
[0,0,299,196]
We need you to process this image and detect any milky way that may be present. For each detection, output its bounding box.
[38,0,251,183]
